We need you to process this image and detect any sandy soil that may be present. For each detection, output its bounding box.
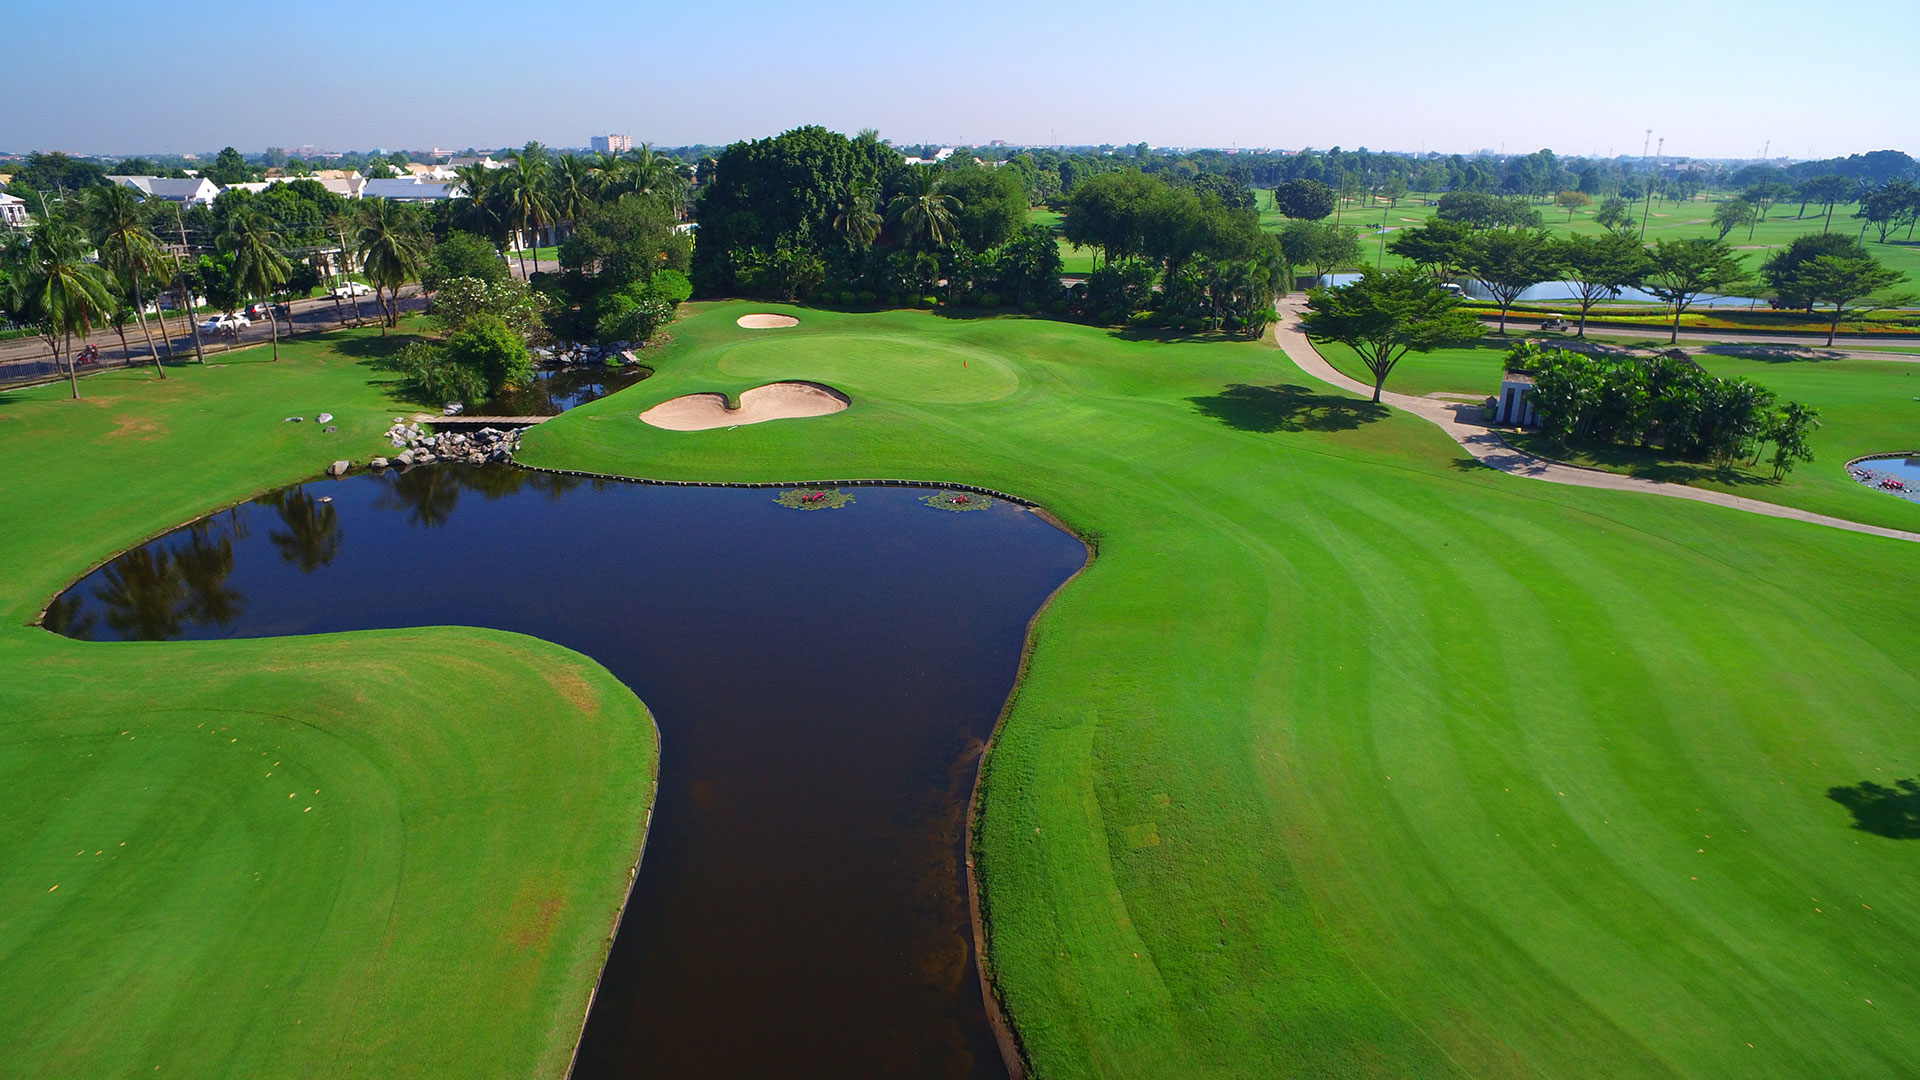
[640,381,849,431]
[736,313,800,329]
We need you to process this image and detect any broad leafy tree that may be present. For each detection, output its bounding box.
[1644,237,1748,343]
[1711,199,1755,240]
[1280,220,1362,287]
[1555,231,1650,336]
[1300,267,1483,402]
[1461,228,1560,333]
[1768,252,1908,345]
[1272,178,1335,221]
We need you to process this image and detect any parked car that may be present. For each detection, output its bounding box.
[332,281,374,298]
[199,313,250,334]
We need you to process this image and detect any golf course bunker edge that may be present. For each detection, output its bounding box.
[736,312,800,329]
[639,381,850,430]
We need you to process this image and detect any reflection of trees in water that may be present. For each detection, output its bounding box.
[378,464,590,518]
[42,594,96,640]
[89,520,242,641]
[377,467,464,528]
[260,486,343,571]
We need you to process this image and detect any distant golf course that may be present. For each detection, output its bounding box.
[3,301,1918,1077]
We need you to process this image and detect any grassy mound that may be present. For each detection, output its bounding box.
[523,300,1920,1078]
[0,332,656,1078]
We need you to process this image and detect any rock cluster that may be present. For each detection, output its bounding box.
[536,342,641,366]
[377,421,521,469]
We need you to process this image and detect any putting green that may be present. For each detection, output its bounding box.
[526,300,1920,1079]
[717,330,1020,403]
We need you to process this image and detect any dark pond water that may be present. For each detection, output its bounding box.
[475,364,650,416]
[47,466,1086,1079]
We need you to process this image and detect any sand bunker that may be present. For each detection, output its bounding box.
[640,381,849,431]
[737,313,800,329]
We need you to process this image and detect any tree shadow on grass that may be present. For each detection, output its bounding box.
[1503,432,1778,488]
[1190,383,1389,433]
[1828,777,1920,838]
[329,332,429,360]
[1700,344,1845,364]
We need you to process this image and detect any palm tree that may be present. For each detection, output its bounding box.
[354,199,426,334]
[81,183,169,379]
[502,142,556,276]
[5,217,115,398]
[325,213,361,326]
[219,206,292,360]
[586,151,629,200]
[832,180,883,249]
[621,144,684,208]
[887,165,962,251]
[551,154,596,239]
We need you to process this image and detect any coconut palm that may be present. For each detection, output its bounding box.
[219,206,292,360]
[832,180,883,249]
[886,165,962,251]
[80,183,168,378]
[354,199,426,334]
[551,154,596,238]
[502,142,556,276]
[621,144,684,208]
[5,217,116,398]
[325,213,361,327]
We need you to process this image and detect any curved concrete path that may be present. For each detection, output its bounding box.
[1272,295,1920,544]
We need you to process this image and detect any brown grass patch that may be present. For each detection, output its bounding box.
[542,663,601,716]
[103,415,168,441]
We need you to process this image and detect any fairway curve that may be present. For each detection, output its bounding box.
[736,313,800,329]
[639,380,850,430]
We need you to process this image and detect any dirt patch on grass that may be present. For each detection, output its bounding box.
[508,889,568,951]
[103,415,168,441]
[542,664,602,716]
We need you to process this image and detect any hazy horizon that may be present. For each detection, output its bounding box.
[7,0,1915,162]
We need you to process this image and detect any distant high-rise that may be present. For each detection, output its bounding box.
[590,134,633,154]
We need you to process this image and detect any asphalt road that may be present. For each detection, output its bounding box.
[0,286,428,384]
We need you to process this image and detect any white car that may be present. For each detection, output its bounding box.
[332,281,374,298]
[199,314,250,334]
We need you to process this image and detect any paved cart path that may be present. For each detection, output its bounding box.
[1273,294,1920,544]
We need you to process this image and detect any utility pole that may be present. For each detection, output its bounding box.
[1640,135,1661,239]
[173,205,207,364]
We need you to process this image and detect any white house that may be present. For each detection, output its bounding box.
[362,177,463,202]
[0,192,29,228]
[106,176,221,205]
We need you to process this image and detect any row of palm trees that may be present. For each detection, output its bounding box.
[450,142,686,278]
[2,189,431,396]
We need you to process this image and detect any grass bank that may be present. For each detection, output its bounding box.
[0,330,657,1078]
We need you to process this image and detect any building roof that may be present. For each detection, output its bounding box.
[0,192,24,205]
[362,178,462,200]
[107,176,220,201]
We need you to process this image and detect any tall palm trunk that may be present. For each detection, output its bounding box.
[130,280,165,379]
[268,298,281,361]
[113,320,133,368]
[530,219,542,274]
[61,333,78,399]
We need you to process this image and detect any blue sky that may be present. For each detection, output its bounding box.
[8,0,1915,160]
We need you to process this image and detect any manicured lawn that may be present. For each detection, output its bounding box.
[522,300,1920,1079]
[0,331,657,1078]
[1319,339,1920,531]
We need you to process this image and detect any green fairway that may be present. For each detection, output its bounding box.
[1318,339,1920,531]
[0,334,657,1078]
[518,300,1920,1079]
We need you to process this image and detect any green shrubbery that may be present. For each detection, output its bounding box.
[1514,342,1821,476]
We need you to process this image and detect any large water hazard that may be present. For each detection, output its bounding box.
[47,465,1087,1078]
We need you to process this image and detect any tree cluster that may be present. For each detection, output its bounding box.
[1513,343,1819,477]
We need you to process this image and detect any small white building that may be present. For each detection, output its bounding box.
[362,177,463,202]
[0,192,29,228]
[1494,372,1537,427]
[106,175,221,205]
[590,134,633,154]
